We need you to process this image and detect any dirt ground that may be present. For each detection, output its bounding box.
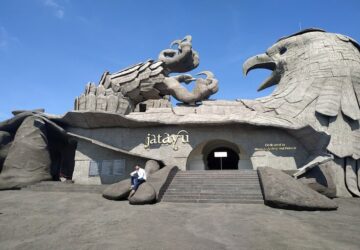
[0,190,360,250]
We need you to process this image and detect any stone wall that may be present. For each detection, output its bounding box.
[69,124,310,180]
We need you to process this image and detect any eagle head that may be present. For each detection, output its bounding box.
[243,28,360,121]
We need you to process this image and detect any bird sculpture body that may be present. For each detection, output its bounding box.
[243,28,360,197]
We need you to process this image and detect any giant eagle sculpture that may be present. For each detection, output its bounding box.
[74,35,218,113]
[243,28,360,197]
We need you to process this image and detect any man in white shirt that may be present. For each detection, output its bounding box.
[130,165,147,192]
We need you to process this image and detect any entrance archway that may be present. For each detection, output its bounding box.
[186,139,252,170]
[206,147,239,170]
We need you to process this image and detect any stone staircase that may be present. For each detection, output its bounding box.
[161,170,264,204]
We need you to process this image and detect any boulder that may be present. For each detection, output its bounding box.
[258,167,338,210]
[147,165,178,200]
[298,163,337,198]
[0,143,11,173]
[0,116,52,190]
[0,131,12,173]
[144,160,160,177]
[127,165,178,205]
[128,182,156,205]
[102,179,131,200]
[0,131,12,145]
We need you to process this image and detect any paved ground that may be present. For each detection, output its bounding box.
[0,190,360,250]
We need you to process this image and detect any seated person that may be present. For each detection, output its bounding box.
[129,165,147,194]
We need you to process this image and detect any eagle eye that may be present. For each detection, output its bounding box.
[279,47,287,55]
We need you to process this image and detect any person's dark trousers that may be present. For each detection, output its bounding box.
[131,177,145,190]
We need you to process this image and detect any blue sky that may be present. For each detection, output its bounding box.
[0,0,359,120]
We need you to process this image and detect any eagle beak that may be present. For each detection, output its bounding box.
[243,53,279,91]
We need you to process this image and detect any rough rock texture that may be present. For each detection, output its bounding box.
[258,167,338,210]
[0,116,52,189]
[102,179,131,200]
[358,160,360,190]
[242,29,360,197]
[0,131,12,145]
[0,143,11,173]
[128,182,156,205]
[144,160,160,177]
[147,165,178,200]
[102,164,178,203]
[242,29,360,160]
[298,163,336,198]
[332,158,353,197]
[345,158,360,197]
[0,131,12,172]
[125,165,178,205]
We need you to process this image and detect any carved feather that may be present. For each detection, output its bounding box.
[149,61,163,70]
[139,60,153,72]
[111,63,143,79]
[138,68,152,81]
[351,70,360,105]
[315,78,342,117]
[327,112,357,158]
[111,70,139,85]
[120,79,140,96]
[341,78,360,120]
[150,66,163,76]
[353,126,360,159]
[99,71,111,89]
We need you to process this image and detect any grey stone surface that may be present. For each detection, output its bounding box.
[0,112,77,188]
[85,83,96,111]
[258,167,338,210]
[102,179,131,200]
[126,165,178,204]
[0,142,11,173]
[0,116,52,189]
[147,165,178,200]
[298,162,337,198]
[242,28,360,161]
[1,190,360,250]
[242,28,360,197]
[0,131,12,172]
[0,131,12,145]
[358,160,360,190]
[74,35,218,113]
[144,159,160,177]
[345,158,360,197]
[11,108,45,116]
[128,182,156,205]
[67,119,327,172]
[332,158,353,197]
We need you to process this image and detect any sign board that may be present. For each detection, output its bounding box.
[214,152,227,158]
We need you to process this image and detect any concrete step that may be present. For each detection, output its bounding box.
[162,194,263,199]
[168,184,260,191]
[161,198,264,204]
[161,170,264,204]
[168,182,261,185]
[166,190,262,196]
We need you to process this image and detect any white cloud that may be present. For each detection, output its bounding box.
[43,0,65,19]
[0,26,20,51]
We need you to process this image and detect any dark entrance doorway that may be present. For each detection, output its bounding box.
[206,147,239,170]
